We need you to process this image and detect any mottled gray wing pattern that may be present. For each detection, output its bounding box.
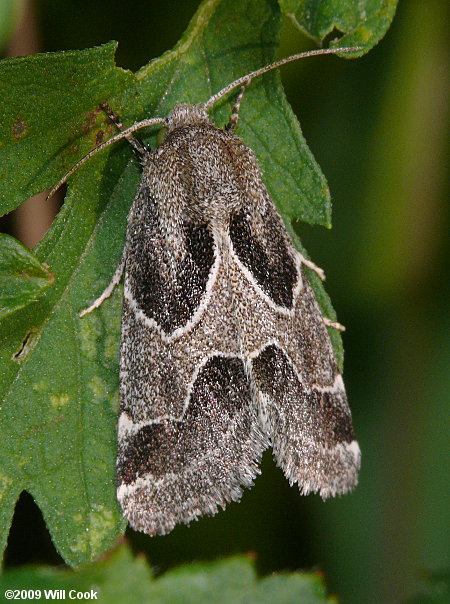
[117,123,269,535]
[124,182,215,335]
[118,354,267,535]
[228,191,359,497]
[251,337,359,497]
[119,176,216,423]
[117,108,359,536]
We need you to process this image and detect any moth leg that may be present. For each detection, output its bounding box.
[79,251,126,317]
[99,101,149,157]
[298,253,325,281]
[226,78,251,131]
[324,317,346,332]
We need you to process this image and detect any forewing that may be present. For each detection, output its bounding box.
[228,171,360,497]
[117,127,268,534]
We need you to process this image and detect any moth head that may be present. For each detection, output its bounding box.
[166,104,210,131]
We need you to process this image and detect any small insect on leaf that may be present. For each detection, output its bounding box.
[58,47,361,536]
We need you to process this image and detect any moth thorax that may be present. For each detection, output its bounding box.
[166,104,210,131]
[188,189,243,225]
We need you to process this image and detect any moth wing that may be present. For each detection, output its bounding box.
[117,142,267,535]
[118,353,267,535]
[250,285,361,497]
[229,189,360,497]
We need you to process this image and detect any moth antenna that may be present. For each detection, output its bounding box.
[99,101,149,157]
[46,116,166,200]
[204,46,363,111]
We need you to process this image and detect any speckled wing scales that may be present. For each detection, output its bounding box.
[118,354,268,535]
[117,122,269,535]
[228,185,360,498]
[116,106,359,536]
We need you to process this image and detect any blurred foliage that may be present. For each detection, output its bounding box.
[405,570,450,604]
[0,0,23,51]
[0,0,448,603]
[0,542,336,603]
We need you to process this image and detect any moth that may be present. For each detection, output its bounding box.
[50,47,361,536]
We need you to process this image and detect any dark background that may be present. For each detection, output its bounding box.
[2,1,449,602]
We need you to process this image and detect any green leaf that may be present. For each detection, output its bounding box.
[0,0,382,565]
[279,0,398,51]
[0,543,335,603]
[0,4,332,228]
[0,233,54,321]
[0,42,134,216]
